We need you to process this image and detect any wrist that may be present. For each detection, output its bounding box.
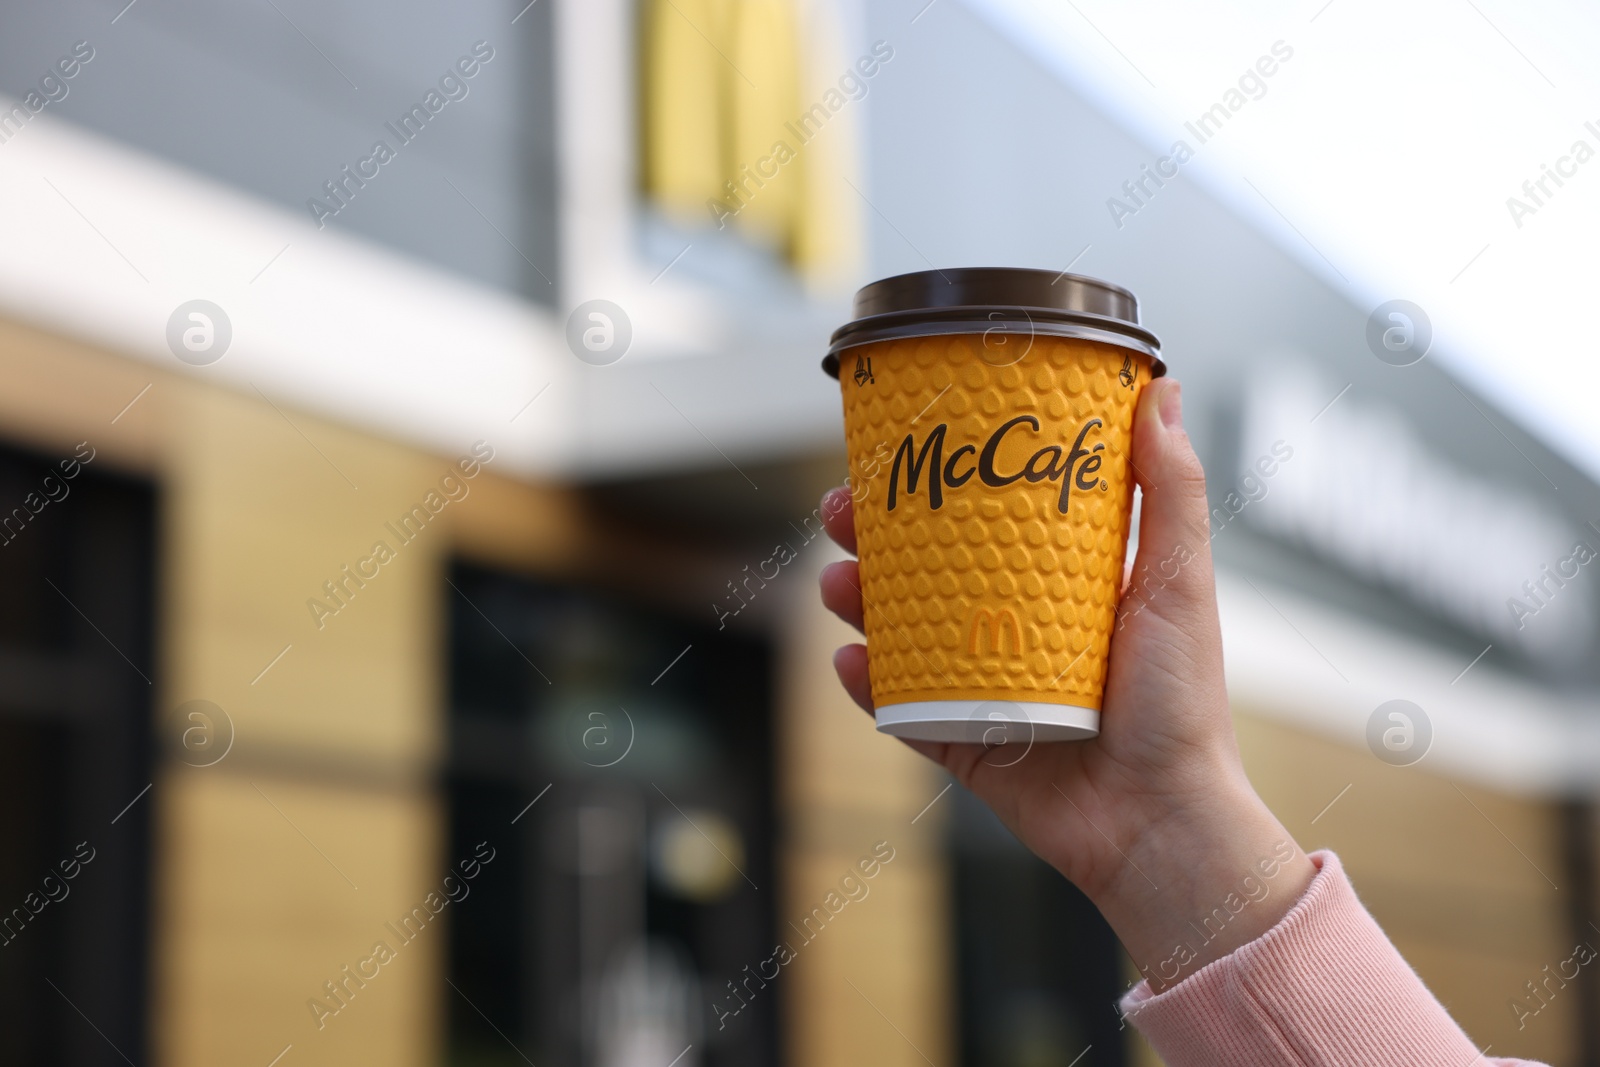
[1086,775,1316,993]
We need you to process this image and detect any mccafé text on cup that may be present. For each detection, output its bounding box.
[824,268,1165,743]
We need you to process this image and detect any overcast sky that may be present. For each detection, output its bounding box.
[967,0,1600,483]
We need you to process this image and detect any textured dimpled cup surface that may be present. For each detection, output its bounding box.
[829,270,1160,744]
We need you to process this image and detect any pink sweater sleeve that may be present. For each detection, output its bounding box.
[1119,851,1545,1066]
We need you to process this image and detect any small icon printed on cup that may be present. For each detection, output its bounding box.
[1365,699,1431,767]
[1365,300,1431,367]
[577,706,635,768]
[565,299,632,366]
[177,699,234,767]
[852,354,875,387]
[166,300,232,366]
[978,309,1035,368]
[966,700,1035,766]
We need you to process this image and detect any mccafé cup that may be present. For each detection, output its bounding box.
[824,268,1164,742]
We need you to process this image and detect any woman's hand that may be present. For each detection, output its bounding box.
[819,377,1315,991]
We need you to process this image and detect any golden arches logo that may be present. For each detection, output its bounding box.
[638,0,871,273]
[968,608,1022,657]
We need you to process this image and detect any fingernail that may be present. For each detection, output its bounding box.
[1159,380,1183,430]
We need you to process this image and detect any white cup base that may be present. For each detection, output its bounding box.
[874,700,1099,744]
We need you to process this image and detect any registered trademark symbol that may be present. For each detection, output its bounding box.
[1099,481,1108,491]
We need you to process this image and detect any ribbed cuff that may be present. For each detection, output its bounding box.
[1119,851,1515,1066]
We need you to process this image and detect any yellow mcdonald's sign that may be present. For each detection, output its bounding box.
[967,608,1022,657]
[638,0,857,274]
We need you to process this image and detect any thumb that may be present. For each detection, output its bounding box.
[1124,378,1216,618]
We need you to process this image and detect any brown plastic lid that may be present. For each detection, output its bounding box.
[823,267,1164,378]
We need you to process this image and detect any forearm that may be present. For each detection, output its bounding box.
[1085,771,1315,992]
[1115,850,1545,1066]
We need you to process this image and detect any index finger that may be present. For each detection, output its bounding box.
[820,486,857,555]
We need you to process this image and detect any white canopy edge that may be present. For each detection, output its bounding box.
[1218,568,1600,798]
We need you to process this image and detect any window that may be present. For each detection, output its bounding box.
[445,561,779,1066]
[0,442,156,1066]
[949,786,1127,1067]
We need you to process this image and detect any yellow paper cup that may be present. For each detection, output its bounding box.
[824,268,1164,743]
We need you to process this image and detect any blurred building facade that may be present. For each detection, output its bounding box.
[1,1,1598,1066]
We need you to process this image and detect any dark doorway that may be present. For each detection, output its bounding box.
[0,440,157,1065]
[444,560,778,1067]
[950,785,1127,1067]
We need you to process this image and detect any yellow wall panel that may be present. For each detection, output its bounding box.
[165,385,448,765]
[152,770,441,1067]
[0,317,164,475]
[1234,709,1573,1064]
[778,558,954,1067]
